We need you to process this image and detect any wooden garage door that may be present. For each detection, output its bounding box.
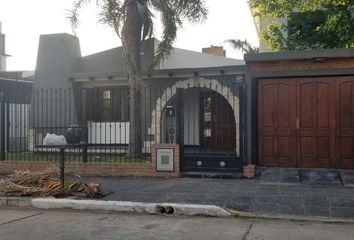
[297,78,335,168]
[258,79,297,167]
[259,76,354,169]
[336,78,354,169]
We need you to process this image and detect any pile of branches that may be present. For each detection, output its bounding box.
[0,168,104,198]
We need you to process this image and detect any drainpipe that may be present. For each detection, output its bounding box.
[236,76,247,166]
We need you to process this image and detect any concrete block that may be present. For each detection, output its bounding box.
[341,170,354,187]
[31,198,231,217]
[0,197,8,206]
[243,165,256,178]
[6,197,32,207]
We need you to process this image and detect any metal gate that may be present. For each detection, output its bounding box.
[164,87,243,172]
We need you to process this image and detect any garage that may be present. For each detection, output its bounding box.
[244,48,354,169]
[258,76,354,169]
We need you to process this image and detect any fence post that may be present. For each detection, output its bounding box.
[176,88,184,169]
[82,90,88,163]
[0,91,6,161]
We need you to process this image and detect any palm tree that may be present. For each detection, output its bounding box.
[68,0,208,156]
[225,39,259,54]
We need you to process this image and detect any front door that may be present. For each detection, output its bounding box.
[181,90,239,171]
[200,91,236,150]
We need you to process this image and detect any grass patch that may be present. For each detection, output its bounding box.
[5,152,151,164]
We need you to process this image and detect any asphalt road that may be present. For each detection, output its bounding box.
[0,209,353,240]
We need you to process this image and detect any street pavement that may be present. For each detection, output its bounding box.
[0,209,354,240]
[2,168,354,220]
[83,176,354,219]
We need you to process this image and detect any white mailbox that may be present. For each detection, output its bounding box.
[156,148,174,172]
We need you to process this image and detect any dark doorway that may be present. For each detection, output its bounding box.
[179,89,240,172]
[199,91,236,150]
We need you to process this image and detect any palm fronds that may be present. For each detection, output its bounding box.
[225,39,259,54]
[0,168,103,198]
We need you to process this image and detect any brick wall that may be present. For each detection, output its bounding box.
[151,144,180,175]
[0,144,180,177]
[251,58,354,72]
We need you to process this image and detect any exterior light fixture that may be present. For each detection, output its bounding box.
[313,57,328,63]
[235,75,244,84]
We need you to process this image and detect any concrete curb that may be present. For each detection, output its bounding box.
[229,209,354,224]
[0,197,231,217]
[31,198,231,217]
[1,196,231,217]
[2,197,354,222]
[0,197,33,208]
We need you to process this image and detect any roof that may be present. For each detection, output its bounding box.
[0,71,35,80]
[159,47,244,69]
[245,48,354,62]
[78,38,244,75]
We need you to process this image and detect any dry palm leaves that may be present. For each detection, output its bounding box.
[82,182,104,198]
[0,168,103,198]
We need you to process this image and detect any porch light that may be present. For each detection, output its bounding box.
[235,75,244,84]
[313,57,327,63]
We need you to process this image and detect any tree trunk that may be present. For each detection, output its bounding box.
[124,0,143,157]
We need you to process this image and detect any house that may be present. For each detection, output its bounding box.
[32,33,245,173]
[3,31,354,177]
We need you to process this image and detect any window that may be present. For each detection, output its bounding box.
[112,88,130,122]
[86,87,129,122]
[101,90,112,121]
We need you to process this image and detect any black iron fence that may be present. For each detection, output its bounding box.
[0,81,243,169]
[0,88,153,164]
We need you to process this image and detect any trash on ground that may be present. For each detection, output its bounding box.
[0,168,104,198]
[43,133,67,146]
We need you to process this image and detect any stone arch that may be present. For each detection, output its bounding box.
[149,77,240,156]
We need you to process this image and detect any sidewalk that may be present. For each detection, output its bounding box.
[83,173,354,219]
[2,170,354,220]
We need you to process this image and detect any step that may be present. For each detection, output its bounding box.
[181,171,243,179]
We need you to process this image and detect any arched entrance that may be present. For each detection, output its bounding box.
[150,77,241,171]
[198,90,236,150]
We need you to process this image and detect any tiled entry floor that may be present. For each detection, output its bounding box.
[257,167,354,187]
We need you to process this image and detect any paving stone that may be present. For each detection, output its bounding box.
[259,168,300,186]
[330,207,354,218]
[254,203,305,216]
[227,200,253,212]
[341,170,354,187]
[329,198,354,208]
[304,207,331,217]
[303,196,330,207]
[300,169,342,186]
[275,204,306,216]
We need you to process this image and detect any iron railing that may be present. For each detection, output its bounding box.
[0,82,242,169]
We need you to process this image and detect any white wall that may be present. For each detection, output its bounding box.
[88,121,129,144]
[183,89,200,145]
[7,103,30,151]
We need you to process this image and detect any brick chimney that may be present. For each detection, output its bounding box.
[202,46,226,57]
